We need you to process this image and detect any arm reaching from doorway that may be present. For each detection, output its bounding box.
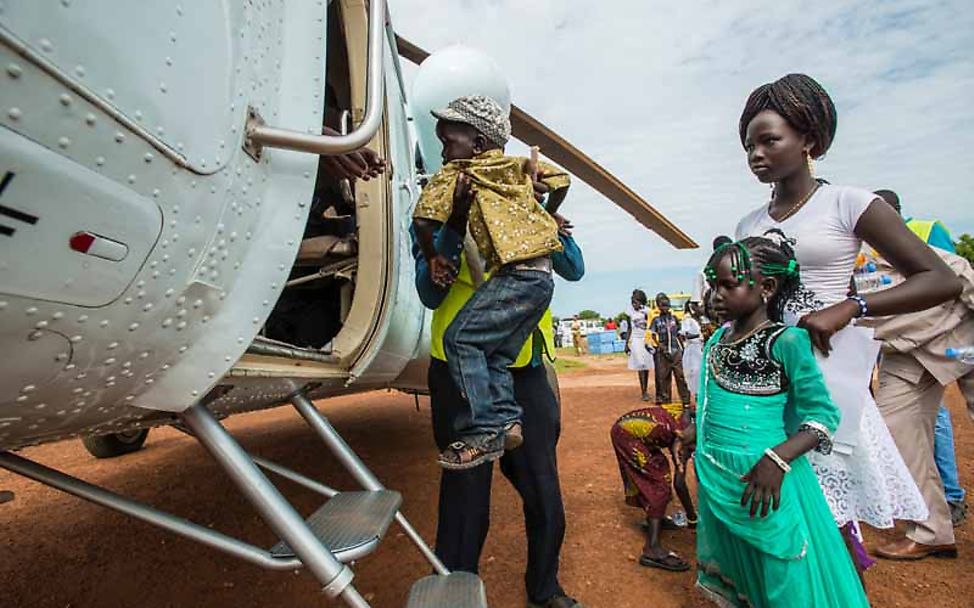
[315,126,386,182]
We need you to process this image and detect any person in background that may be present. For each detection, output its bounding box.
[571,316,584,356]
[873,188,968,529]
[649,294,691,406]
[411,166,585,607]
[605,318,618,332]
[619,315,630,344]
[626,290,655,401]
[610,403,696,572]
[680,301,704,402]
[692,236,734,306]
[864,236,974,561]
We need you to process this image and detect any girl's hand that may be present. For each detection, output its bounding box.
[740,454,785,518]
[797,299,859,356]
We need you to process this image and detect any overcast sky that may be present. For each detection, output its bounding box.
[390,0,974,318]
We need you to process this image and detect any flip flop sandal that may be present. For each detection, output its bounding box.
[639,551,690,572]
[438,439,503,470]
[642,516,681,531]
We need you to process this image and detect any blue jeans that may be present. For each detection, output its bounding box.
[443,267,554,441]
[935,404,966,503]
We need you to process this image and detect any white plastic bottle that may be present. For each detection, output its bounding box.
[945,346,974,364]
[853,270,892,294]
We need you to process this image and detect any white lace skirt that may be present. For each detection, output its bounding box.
[627,328,654,371]
[808,395,928,528]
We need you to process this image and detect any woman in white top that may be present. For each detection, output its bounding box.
[679,302,704,401]
[734,74,960,572]
[626,289,654,401]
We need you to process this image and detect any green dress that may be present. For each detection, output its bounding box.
[695,324,869,607]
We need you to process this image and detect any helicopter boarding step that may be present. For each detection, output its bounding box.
[407,572,488,608]
[270,490,401,562]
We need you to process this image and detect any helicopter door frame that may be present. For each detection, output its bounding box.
[226,0,426,389]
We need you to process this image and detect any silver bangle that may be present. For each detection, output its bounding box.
[764,448,791,473]
[798,421,834,455]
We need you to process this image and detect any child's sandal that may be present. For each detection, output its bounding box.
[438,438,503,470]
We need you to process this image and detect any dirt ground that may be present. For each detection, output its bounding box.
[1,355,971,607]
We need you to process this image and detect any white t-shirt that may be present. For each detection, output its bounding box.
[627,304,648,330]
[691,271,706,303]
[735,183,877,317]
[680,316,703,345]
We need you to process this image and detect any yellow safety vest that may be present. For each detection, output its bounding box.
[430,255,554,368]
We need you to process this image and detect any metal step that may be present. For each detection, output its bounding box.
[269,490,401,563]
[407,572,488,608]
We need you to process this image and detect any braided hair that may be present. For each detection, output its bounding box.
[704,231,801,323]
[739,73,837,160]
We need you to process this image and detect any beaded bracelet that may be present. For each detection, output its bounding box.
[847,295,868,318]
[763,448,791,473]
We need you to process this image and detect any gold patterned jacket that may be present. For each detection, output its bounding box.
[413,149,568,271]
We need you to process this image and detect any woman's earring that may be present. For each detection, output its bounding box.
[806,150,815,177]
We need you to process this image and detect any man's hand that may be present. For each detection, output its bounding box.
[552,213,574,237]
[531,169,551,205]
[429,255,457,288]
[317,127,386,181]
[453,172,475,211]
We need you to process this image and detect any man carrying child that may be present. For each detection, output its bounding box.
[410,93,585,608]
[412,95,568,470]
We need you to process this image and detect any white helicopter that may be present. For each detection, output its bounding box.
[0,1,696,606]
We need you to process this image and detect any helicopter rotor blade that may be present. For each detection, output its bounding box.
[394,34,697,249]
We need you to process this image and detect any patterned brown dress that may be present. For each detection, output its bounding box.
[610,403,687,518]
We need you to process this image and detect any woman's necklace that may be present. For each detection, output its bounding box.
[770,180,820,222]
[721,319,773,346]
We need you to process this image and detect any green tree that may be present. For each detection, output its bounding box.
[577,309,601,320]
[956,233,974,266]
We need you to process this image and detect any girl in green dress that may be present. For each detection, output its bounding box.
[678,235,869,607]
